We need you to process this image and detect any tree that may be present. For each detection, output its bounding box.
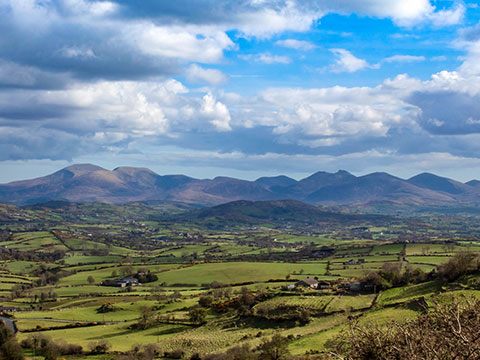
[257,334,290,360]
[188,307,208,324]
[0,321,24,360]
[87,276,95,285]
[436,251,480,282]
[42,341,60,360]
[136,306,155,330]
[198,295,214,308]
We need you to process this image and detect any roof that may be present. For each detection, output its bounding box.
[297,277,319,285]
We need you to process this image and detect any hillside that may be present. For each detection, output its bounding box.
[179,199,387,227]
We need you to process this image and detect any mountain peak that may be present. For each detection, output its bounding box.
[113,166,158,175]
[336,169,352,175]
[255,175,297,189]
[62,163,105,175]
[466,179,480,187]
[408,172,436,180]
[408,172,471,195]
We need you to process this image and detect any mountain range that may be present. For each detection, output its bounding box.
[1,164,480,210]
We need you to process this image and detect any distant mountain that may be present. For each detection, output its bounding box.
[274,170,356,199]
[466,180,480,188]
[295,170,356,194]
[1,164,480,211]
[307,172,455,205]
[255,175,297,191]
[407,173,474,195]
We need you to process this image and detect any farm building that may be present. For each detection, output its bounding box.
[101,277,140,287]
[295,277,319,289]
[343,259,366,266]
[340,281,362,292]
[317,280,330,289]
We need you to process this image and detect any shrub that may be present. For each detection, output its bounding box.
[328,297,480,359]
[96,302,117,313]
[20,334,83,357]
[436,251,480,282]
[88,340,111,354]
[256,334,290,360]
[188,307,208,324]
[118,343,160,360]
[198,295,214,308]
[203,344,255,360]
[164,349,185,359]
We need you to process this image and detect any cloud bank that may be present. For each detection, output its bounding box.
[0,0,477,181]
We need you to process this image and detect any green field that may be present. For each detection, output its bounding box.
[153,262,327,285]
[2,206,480,359]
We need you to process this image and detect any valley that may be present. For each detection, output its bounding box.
[1,198,480,359]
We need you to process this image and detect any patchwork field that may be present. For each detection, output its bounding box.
[1,206,480,359]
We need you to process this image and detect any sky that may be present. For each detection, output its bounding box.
[1,0,480,183]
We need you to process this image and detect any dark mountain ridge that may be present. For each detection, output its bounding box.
[180,199,386,225]
[1,164,480,210]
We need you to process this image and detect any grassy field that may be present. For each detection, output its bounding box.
[57,264,180,286]
[378,281,442,305]
[371,243,404,255]
[253,295,333,313]
[153,262,328,286]
[1,213,480,359]
[288,307,419,355]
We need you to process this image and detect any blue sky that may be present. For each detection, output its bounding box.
[1,0,480,182]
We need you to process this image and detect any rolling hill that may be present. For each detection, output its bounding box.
[170,199,387,226]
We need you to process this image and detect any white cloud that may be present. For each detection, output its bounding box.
[0,78,237,146]
[234,4,323,38]
[200,93,232,131]
[229,0,465,38]
[127,24,234,64]
[60,47,96,59]
[384,55,426,63]
[0,1,476,165]
[329,49,369,73]
[186,64,227,86]
[223,66,480,150]
[324,0,464,27]
[258,53,291,64]
[240,53,291,64]
[390,33,421,39]
[461,48,480,75]
[232,80,416,144]
[275,39,317,50]
[428,3,465,27]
